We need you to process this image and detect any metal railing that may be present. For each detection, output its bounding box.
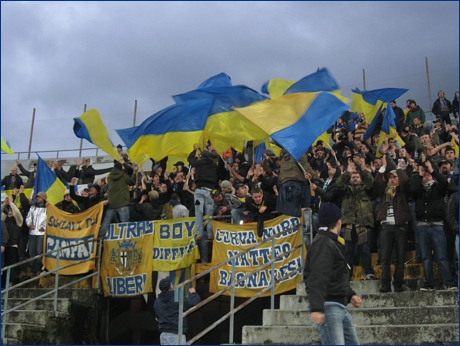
[1,236,104,341]
[175,208,312,344]
[4,147,104,160]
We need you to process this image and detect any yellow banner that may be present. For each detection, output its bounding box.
[44,202,104,275]
[101,221,154,297]
[209,214,305,298]
[152,217,200,271]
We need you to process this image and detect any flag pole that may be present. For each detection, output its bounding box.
[79,104,87,158]
[27,108,36,159]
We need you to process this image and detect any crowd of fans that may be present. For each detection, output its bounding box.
[2,93,459,293]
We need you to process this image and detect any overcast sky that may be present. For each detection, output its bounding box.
[1,1,459,158]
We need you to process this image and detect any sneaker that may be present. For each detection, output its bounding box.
[365,274,376,280]
[393,286,404,293]
[420,283,434,291]
[379,286,391,293]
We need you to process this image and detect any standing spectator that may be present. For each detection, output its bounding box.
[390,100,406,132]
[374,158,411,293]
[336,160,376,280]
[55,190,80,214]
[154,276,201,345]
[276,149,318,217]
[452,91,459,123]
[168,194,190,219]
[25,192,47,276]
[53,160,79,184]
[15,160,36,188]
[80,158,112,184]
[211,189,240,223]
[69,178,102,211]
[405,100,425,125]
[1,167,23,190]
[99,162,137,238]
[187,144,218,263]
[410,160,457,290]
[432,90,453,125]
[1,194,23,285]
[304,202,362,345]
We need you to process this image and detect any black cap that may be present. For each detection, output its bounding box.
[159,277,172,292]
[438,159,452,167]
[174,161,185,167]
[234,183,245,190]
[117,144,123,149]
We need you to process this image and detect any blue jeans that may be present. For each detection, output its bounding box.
[194,188,214,263]
[231,208,248,224]
[417,224,456,287]
[28,234,44,274]
[312,302,360,345]
[160,332,186,345]
[99,206,130,237]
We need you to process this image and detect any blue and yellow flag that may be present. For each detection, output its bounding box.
[73,109,119,161]
[1,138,14,154]
[261,78,295,99]
[284,68,341,95]
[34,156,68,205]
[117,76,267,162]
[375,105,404,158]
[351,88,408,140]
[235,92,349,161]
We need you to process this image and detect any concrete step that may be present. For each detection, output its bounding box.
[2,337,19,344]
[2,297,70,312]
[296,277,450,295]
[262,306,458,326]
[4,322,46,340]
[4,310,70,326]
[242,324,459,344]
[280,290,459,310]
[2,287,97,300]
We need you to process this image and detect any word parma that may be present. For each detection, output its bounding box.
[105,273,147,295]
[106,221,154,240]
[46,235,94,260]
[218,256,302,288]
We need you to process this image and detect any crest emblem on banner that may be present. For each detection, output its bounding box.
[110,240,142,275]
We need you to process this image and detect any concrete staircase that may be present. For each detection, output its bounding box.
[242,279,459,344]
[2,287,105,344]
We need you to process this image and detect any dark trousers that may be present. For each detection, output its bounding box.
[2,247,19,288]
[380,223,407,288]
[342,225,374,276]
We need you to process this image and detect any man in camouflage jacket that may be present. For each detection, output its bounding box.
[336,157,376,280]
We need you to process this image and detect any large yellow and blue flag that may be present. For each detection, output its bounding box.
[118,74,268,162]
[1,138,14,154]
[73,109,120,161]
[261,78,295,99]
[34,155,68,205]
[284,68,341,95]
[351,88,408,140]
[235,91,349,161]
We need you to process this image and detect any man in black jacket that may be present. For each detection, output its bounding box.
[304,203,362,345]
[154,276,201,345]
[432,90,452,125]
[410,160,457,290]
